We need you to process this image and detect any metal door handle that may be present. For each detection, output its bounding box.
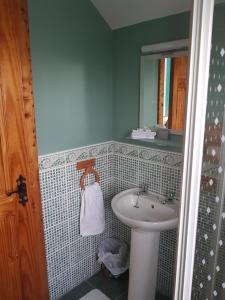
[6,175,28,206]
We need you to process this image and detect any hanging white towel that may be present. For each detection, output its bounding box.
[80,182,105,236]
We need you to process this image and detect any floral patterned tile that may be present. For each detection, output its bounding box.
[115,143,139,158]
[89,144,107,157]
[139,148,165,163]
[139,147,183,167]
[65,148,90,164]
[162,153,183,167]
[107,142,116,154]
[39,153,66,171]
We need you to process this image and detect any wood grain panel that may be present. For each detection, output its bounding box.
[0,0,48,299]
[157,58,165,126]
[0,138,6,195]
[168,56,188,130]
[0,196,22,300]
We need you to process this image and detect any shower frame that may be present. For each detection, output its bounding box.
[174,0,215,299]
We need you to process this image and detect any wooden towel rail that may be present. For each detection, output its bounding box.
[76,159,100,190]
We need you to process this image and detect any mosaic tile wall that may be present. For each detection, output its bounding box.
[192,40,225,298]
[38,141,182,299]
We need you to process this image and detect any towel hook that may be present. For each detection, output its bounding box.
[76,159,100,190]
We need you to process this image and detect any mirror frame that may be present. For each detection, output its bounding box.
[139,39,189,135]
[139,49,188,134]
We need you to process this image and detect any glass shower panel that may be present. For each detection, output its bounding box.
[192,2,225,299]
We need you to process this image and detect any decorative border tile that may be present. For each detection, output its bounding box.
[39,153,66,171]
[65,148,90,164]
[107,142,116,154]
[139,147,183,167]
[114,143,139,158]
[89,144,107,157]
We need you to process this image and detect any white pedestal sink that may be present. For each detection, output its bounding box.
[111,188,178,300]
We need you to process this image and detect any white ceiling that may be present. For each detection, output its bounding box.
[91,0,191,30]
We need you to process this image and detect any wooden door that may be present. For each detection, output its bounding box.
[0,0,48,299]
[168,56,188,131]
[157,58,165,126]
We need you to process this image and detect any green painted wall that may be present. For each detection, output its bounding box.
[29,1,190,154]
[28,0,112,155]
[112,12,190,139]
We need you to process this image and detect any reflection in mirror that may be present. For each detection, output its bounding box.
[140,41,188,133]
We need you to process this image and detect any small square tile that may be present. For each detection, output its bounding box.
[42,195,68,229]
[70,237,92,266]
[139,161,162,193]
[114,179,137,195]
[108,154,116,178]
[69,216,80,243]
[66,165,82,193]
[47,246,70,281]
[117,222,131,245]
[49,270,72,300]
[156,271,174,298]
[117,156,139,184]
[40,167,66,202]
[68,190,81,219]
[70,256,93,288]
[96,156,108,180]
[45,221,69,254]
[161,167,181,200]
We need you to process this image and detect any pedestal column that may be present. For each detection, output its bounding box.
[128,229,160,300]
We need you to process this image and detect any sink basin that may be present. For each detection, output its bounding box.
[111,188,178,232]
[111,188,179,300]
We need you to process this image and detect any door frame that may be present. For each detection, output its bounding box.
[174,0,215,299]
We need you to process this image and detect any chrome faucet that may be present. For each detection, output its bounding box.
[141,184,148,193]
[162,192,175,204]
[167,191,175,201]
[134,185,148,208]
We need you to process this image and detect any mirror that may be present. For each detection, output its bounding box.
[139,40,189,133]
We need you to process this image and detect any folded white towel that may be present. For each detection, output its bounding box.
[131,133,156,139]
[80,182,105,237]
[131,128,156,139]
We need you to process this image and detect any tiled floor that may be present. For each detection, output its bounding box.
[61,271,171,300]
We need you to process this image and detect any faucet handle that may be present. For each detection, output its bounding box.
[140,184,148,192]
[167,191,175,201]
